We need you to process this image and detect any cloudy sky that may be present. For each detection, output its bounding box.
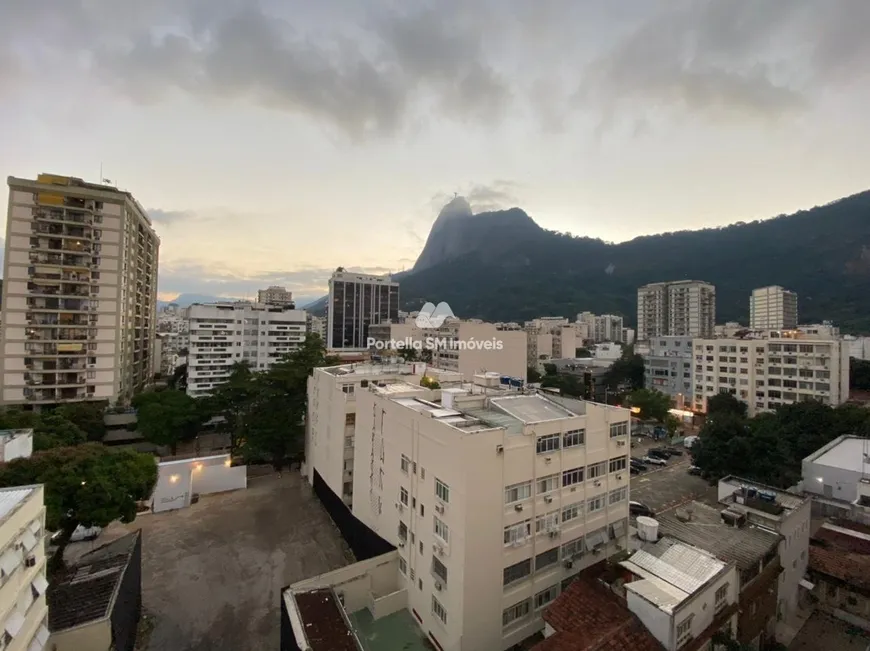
[1,0,869,305]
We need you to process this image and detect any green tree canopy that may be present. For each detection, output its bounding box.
[56,401,107,442]
[0,409,87,451]
[133,389,203,455]
[626,388,671,422]
[527,367,542,383]
[602,353,644,391]
[706,392,749,419]
[850,358,870,391]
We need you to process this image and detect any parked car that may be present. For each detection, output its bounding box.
[629,465,641,475]
[647,449,671,459]
[629,501,656,517]
[688,465,703,476]
[630,460,648,471]
[642,455,667,466]
[663,447,684,456]
[50,525,102,544]
[630,457,646,465]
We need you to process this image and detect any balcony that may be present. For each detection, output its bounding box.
[27,298,90,312]
[31,224,91,239]
[33,209,93,225]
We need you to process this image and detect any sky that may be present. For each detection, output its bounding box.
[1,0,869,306]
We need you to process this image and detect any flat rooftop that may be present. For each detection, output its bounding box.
[322,362,435,377]
[0,486,35,523]
[719,476,807,513]
[349,607,432,651]
[621,537,727,614]
[656,502,779,571]
[489,394,578,423]
[805,435,870,475]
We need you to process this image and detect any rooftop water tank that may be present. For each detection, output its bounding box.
[636,516,659,542]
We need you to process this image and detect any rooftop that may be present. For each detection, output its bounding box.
[656,502,780,571]
[807,520,870,592]
[48,531,141,632]
[0,486,36,523]
[535,577,663,651]
[804,435,870,475]
[293,589,361,651]
[489,394,578,423]
[621,537,728,614]
[0,428,33,440]
[719,476,807,514]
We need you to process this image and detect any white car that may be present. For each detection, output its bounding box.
[642,455,667,466]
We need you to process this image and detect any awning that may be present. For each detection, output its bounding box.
[611,520,627,539]
[585,530,608,551]
[21,531,38,552]
[32,574,48,596]
[28,520,41,535]
[4,611,25,638]
[0,548,22,577]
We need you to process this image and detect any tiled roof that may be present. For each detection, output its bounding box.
[808,522,870,591]
[0,487,34,522]
[48,531,141,632]
[533,577,663,651]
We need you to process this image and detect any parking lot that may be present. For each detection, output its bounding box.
[81,471,353,651]
[629,439,718,515]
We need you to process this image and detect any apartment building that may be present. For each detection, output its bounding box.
[620,536,739,650]
[576,313,624,344]
[186,302,307,397]
[691,331,850,416]
[327,269,399,350]
[718,477,811,624]
[430,320,527,381]
[307,315,327,343]
[526,319,577,371]
[257,285,294,308]
[0,485,49,651]
[352,382,632,651]
[750,286,798,330]
[2,174,159,406]
[637,281,715,341]
[643,336,694,408]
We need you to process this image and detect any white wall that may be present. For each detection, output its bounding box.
[152,454,245,513]
[777,500,811,621]
[627,591,672,648]
[0,433,32,461]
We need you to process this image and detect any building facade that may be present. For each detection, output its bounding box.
[186,302,307,397]
[642,336,694,407]
[0,484,49,651]
[430,320,528,381]
[327,270,399,350]
[352,383,632,651]
[257,286,294,308]
[637,281,715,341]
[691,331,850,416]
[526,319,577,371]
[750,286,798,330]
[2,174,159,406]
[576,313,625,344]
[801,436,870,505]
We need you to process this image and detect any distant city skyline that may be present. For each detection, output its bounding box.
[2,0,869,302]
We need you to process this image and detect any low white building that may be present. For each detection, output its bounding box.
[0,430,33,462]
[151,454,246,513]
[692,330,850,416]
[802,435,870,505]
[621,536,739,651]
[186,302,307,397]
[352,381,632,651]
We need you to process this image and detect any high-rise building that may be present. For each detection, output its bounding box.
[750,286,798,330]
[186,302,307,397]
[327,269,399,350]
[1,174,159,406]
[576,312,625,344]
[642,336,694,408]
[637,280,715,341]
[257,285,294,308]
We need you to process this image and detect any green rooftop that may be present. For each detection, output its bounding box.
[349,608,434,651]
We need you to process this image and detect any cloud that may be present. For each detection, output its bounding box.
[466,181,520,212]
[148,209,195,225]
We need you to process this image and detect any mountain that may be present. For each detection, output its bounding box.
[398,191,870,333]
[157,293,238,309]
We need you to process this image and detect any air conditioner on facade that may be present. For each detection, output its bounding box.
[496,445,504,454]
[514,504,523,512]
[545,496,553,503]
[435,504,445,514]
[434,581,443,591]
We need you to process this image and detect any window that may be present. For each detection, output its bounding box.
[401,455,410,473]
[502,598,531,627]
[400,487,409,506]
[503,560,532,587]
[538,473,559,494]
[608,457,627,473]
[677,616,693,646]
[562,467,584,487]
[345,413,355,426]
[504,520,531,546]
[432,557,448,584]
[505,481,531,504]
[561,536,584,559]
[587,462,605,480]
[534,585,559,610]
[587,494,605,513]
[432,596,447,624]
[434,479,450,503]
[715,583,729,611]
[563,429,585,448]
[535,547,559,571]
[562,501,583,522]
[434,517,449,543]
[608,487,627,505]
[344,436,354,449]
[398,521,408,542]
[399,557,407,575]
[535,511,560,534]
[537,434,561,454]
[420,504,425,517]
[610,421,628,438]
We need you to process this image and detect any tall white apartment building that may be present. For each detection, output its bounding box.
[257,285,294,308]
[186,302,307,397]
[327,269,399,350]
[2,174,159,406]
[306,315,327,343]
[692,331,849,416]
[0,484,50,651]
[576,313,624,344]
[750,286,798,330]
[637,280,715,341]
[352,382,632,651]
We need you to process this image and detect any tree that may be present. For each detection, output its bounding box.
[527,367,542,383]
[602,353,644,391]
[706,393,749,419]
[626,388,671,422]
[133,390,203,455]
[33,414,87,451]
[543,363,557,377]
[575,347,592,357]
[420,376,441,389]
[0,444,157,572]
[56,401,107,442]
[398,347,419,362]
[168,363,188,391]
[204,362,256,456]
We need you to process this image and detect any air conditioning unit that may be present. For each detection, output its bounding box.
[544,496,553,503]
[398,541,405,548]
[549,530,559,538]
[434,581,443,591]
[616,474,623,480]
[545,456,552,463]
[617,440,626,446]
[25,556,36,568]
[514,504,523,512]
[435,504,445,514]
[563,559,573,569]
[594,480,601,487]
[496,445,504,454]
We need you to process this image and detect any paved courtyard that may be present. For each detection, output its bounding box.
[120,471,351,651]
[630,450,718,515]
